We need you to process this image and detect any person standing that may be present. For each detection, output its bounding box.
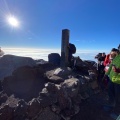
[104,49,120,107]
[103,48,118,88]
[95,52,106,88]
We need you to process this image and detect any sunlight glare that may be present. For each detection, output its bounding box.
[7,16,19,27]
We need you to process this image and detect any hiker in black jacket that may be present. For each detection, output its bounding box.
[95,52,106,89]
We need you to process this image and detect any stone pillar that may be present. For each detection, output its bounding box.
[61,29,70,68]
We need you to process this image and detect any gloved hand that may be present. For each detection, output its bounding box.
[112,65,120,73]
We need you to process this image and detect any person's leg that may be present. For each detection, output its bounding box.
[114,83,120,105]
[97,68,101,87]
[103,80,115,111]
[107,80,116,106]
[103,75,109,89]
[100,71,105,90]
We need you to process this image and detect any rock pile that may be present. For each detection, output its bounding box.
[0,55,98,120]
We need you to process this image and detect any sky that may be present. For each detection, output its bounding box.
[0,0,120,61]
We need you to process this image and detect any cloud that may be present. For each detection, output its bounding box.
[75,49,109,61]
[2,47,109,61]
[3,47,60,61]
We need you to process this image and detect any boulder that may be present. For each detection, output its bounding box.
[36,107,61,120]
[45,67,72,84]
[45,70,64,84]
[54,67,72,77]
[14,99,28,120]
[2,66,45,101]
[73,58,89,74]
[0,55,36,80]
[61,78,80,98]
[27,98,41,119]
[0,92,8,106]
[0,104,13,120]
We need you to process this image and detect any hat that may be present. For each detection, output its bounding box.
[111,48,118,52]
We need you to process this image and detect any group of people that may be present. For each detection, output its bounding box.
[95,45,120,109]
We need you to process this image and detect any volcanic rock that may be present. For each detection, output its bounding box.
[0,92,8,106]
[45,70,64,83]
[14,99,28,120]
[45,67,72,84]
[0,55,36,80]
[0,55,100,120]
[36,107,61,120]
[0,104,13,120]
[2,66,45,101]
[27,98,41,119]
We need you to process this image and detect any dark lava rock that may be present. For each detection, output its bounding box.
[27,98,41,119]
[35,107,61,120]
[14,99,28,120]
[0,104,13,120]
[0,92,8,105]
[0,80,2,91]
[2,66,45,101]
[0,55,36,80]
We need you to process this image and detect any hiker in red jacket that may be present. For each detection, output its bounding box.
[104,49,117,72]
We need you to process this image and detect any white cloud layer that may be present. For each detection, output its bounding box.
[3,48,60,61]
[2,47,108,61]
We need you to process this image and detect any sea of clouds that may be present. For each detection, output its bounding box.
[2,47,105,62]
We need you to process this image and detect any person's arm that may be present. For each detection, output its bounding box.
[104,58,108,66]
[103,55,110,66]
[112,55,120,73]
[105,63,112,75]
[112,67,120,73]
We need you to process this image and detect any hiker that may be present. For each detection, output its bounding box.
[103,49,120,107]
[104,51,116,71]
[95,52,106,88]
[103,48,118,88]
[95,52,106,72]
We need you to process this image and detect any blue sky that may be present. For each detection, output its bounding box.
[0,0,120,53]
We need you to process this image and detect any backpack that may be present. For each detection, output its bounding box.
[69,43,76,54]
[48,53,60,66]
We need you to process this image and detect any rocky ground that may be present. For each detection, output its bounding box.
[71,91,120,120]
[0,55,120,120]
